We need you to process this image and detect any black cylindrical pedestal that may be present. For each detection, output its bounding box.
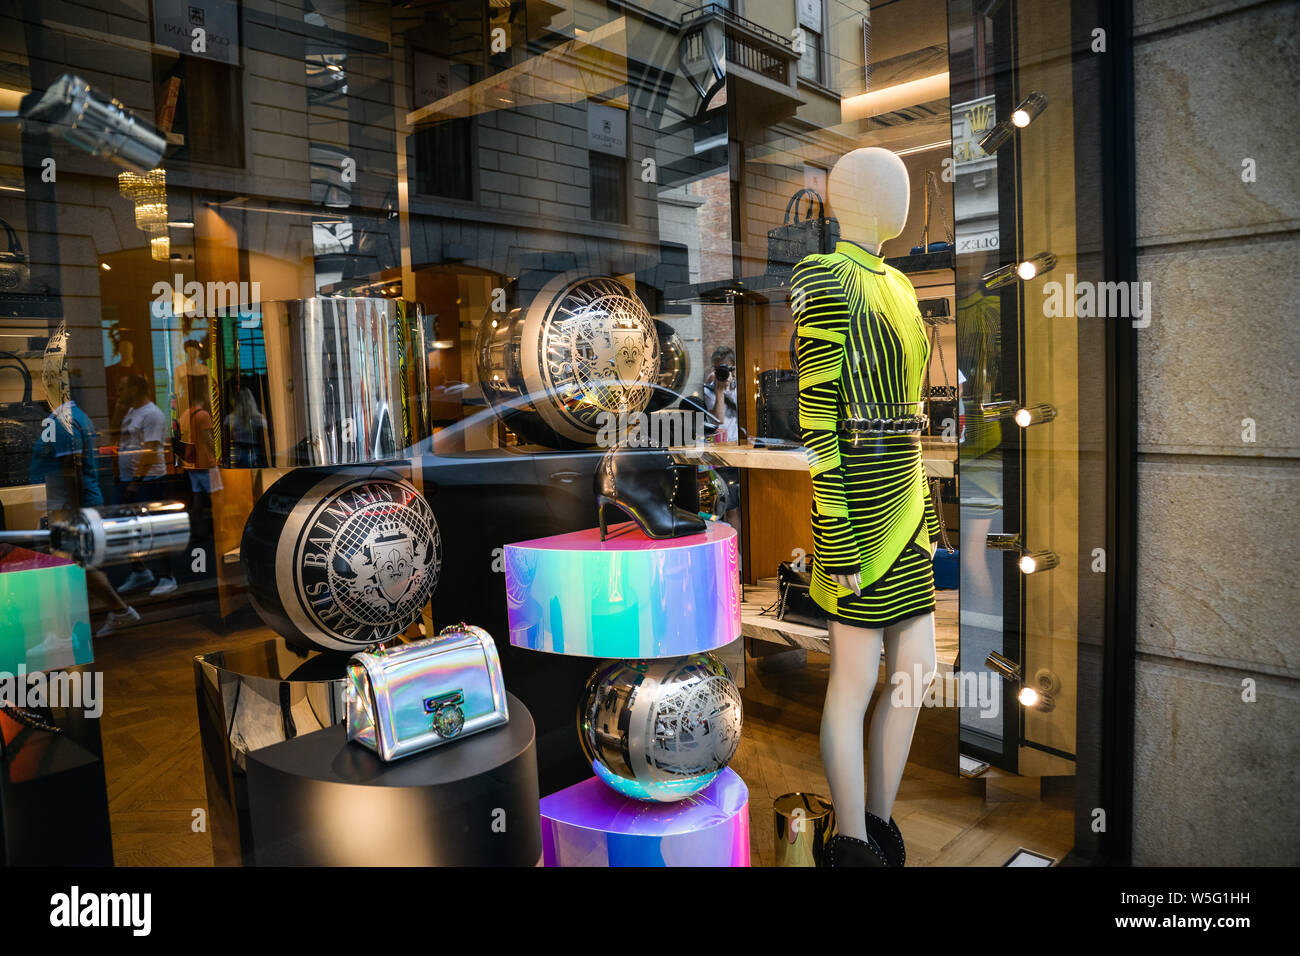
[246,692,541,866]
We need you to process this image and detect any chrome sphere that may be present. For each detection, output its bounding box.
[579,653,743,803]
[475,273,659,448]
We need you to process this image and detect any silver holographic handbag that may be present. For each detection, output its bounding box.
[346,623,508,761]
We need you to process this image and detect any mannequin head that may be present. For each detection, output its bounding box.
[827,147,910,254]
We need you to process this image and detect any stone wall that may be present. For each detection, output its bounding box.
[1130,0,1300,865]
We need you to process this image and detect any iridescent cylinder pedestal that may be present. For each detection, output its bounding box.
[504,520,741,658]
[541,766,749,867]
[504,520,748,867]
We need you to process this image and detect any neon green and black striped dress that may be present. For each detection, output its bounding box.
[792,241,940,627]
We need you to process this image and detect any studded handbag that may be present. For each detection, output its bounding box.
[346,623,508,761]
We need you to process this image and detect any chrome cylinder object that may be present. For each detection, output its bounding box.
[23,74,166,173]
[253,297,421,467]
[39,501,189,568]
[773,792,835,867]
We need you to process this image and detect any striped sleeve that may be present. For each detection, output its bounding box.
[792,259,861,575]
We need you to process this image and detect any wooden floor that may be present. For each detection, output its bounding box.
[735,646,1075,867]
[90,609,1073,867]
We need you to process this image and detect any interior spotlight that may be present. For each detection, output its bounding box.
[1018,550,1059,574]
[984,650,1022,684]
[985,532,1023,551]
[981,252,1056,290]
[978,92,1048,153]
[1020,669,1060,712]
[1014,403,1057,427]
[21,74,165,173]
[1011,91,1048,128]
[1016,251,1058,281]
[978,121,1013,156]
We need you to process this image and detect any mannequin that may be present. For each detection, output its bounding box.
[791,147,939,867]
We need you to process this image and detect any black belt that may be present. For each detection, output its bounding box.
[837,414,928,438]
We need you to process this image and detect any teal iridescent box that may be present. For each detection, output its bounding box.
[345,623,508,761]
[0,546,93,674]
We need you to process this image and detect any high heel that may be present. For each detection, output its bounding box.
[593,446,705,540]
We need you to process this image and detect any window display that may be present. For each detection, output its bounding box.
[1,0,1245,902]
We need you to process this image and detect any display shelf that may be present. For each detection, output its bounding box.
[741,584,959,674]
[669,439,956,479]
[540,766,750,867]
[663,251,955,304]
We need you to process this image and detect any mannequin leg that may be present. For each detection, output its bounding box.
[820,619,883,843]
[866,612,937,820]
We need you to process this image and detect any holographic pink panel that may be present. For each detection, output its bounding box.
[540,767,750,867]
[504,521,742,658]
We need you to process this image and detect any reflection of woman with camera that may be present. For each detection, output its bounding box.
[703,345,738,443]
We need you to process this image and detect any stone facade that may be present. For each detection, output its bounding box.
[1130,0,1300,865]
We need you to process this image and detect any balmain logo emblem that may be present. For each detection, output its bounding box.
[287,477,441,648]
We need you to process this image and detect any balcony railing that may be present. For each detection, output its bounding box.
[680,3,796,85]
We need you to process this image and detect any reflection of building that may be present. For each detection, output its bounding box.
[951,95,998,257]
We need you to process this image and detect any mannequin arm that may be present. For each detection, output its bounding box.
[792,261,861,576]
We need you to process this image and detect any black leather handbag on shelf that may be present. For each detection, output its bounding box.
[755,369,800,442]
[0,219,31,292]
[766,189,840,275]
[0,350,45,488]
[776,561,828,628]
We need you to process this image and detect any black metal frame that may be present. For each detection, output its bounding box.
[1092,0,1139,866]
[950,0,1139,861]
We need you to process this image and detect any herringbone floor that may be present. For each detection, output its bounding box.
[91,609,1072,867]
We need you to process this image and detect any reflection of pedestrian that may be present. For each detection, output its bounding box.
[225,387,269,468]
[174,376,219,587]
[29,397,141,637]
[116,374,178,597]
[106,338,141,441]
[702,345,739,443]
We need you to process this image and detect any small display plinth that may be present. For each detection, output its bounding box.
[245,692,541,866]
[540,767,750,867]
[504,520,741,658]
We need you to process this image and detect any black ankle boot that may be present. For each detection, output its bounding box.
[825,833,888,867]
[593,447,706,540]
[865,812,906,867]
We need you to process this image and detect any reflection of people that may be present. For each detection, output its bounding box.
[701,345,741,531]
[175,375,219,587]
[116,374,177,597]
[702,345,739,443]
[225,386,269,468]
[30,332,140,636]
[106,338,141,440]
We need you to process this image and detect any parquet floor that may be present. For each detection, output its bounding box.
[90,609,1073,867]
